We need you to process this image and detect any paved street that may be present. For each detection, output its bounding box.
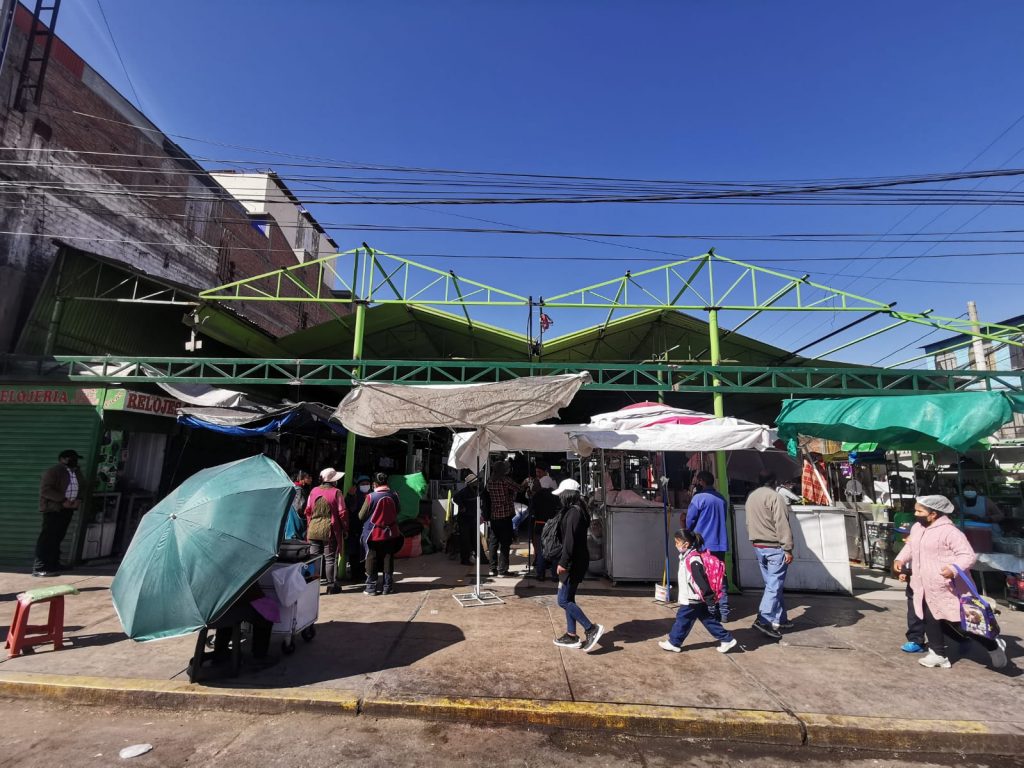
[1,697,1021,768]
[1,552,1022,756]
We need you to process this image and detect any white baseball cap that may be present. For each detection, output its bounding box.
[552,478,581,496]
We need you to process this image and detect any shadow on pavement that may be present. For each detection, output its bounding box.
[197,619,465,688]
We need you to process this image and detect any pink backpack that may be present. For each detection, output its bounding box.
[685,549,726,601]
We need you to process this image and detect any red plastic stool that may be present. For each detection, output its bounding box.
[5,584,79,658]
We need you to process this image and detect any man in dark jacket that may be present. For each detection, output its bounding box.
[452,473,481,566]
[344,474,372,582]
[552,479,604,651]
[34,449,83,577]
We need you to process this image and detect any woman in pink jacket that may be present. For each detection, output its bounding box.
[894,495,1007,669]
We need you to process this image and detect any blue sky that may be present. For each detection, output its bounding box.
[55,1,1024,366]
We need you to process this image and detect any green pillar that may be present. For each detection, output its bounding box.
[340,300,367,577]
[342,300,367,488]
[709,308,737,591]
[708,309,729,495]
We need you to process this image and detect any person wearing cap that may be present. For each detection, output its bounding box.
[33,449,84,577]
[305,468,347,594]
[552,478,604,651]
[894,495,1007,669]
[344,473,373,582]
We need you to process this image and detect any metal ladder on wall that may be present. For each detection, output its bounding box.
[13,0,62,110]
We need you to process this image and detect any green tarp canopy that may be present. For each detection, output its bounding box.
[776,391,1024,454]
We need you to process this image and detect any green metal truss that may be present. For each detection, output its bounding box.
[3,355,1023,394]
[194,247,1024,354]
[198,245,529,307]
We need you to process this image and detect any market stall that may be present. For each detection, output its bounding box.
[334,373,591,606]
[776,391,1024,599]
[448,402,779,587]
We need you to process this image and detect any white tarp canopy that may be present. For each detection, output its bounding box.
[447,404,776,470]
[333,373,591,438]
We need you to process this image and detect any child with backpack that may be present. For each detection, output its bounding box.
[658,529,737,654]
[358,472,404,596]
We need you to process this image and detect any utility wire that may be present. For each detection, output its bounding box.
[94,0,144,112]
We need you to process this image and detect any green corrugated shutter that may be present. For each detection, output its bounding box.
[0,403,102,567]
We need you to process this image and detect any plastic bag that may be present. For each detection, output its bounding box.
[270,563,306,606]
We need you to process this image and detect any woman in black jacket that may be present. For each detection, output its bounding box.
[552,479,604,652]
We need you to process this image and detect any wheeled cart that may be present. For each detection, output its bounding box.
[257,556,320,655]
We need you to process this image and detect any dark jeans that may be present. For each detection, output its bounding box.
[487,517,514,574]
[346,531,365,581]
[213,603,272,659]
[33,508,73,572]
[457,513,477,564]
[922,598,996,655]
[365,537,404,588]
[906,583,925,644]
[557,576,593,635]
[309,537,338,586]
[669,602,733,647]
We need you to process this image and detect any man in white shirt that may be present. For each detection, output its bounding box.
[34,449,83,577]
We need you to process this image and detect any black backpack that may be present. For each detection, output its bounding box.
[540,508,566,562]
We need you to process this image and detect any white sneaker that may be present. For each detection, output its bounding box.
[718,638,738,654]
[658,640,682,653]
[989,637,1008,669]
[918,650,951,668]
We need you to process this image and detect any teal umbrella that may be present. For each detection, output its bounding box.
[112,454,295,642]
[776,391,1024,454]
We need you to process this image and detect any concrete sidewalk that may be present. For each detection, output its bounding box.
[1,551,1022,755]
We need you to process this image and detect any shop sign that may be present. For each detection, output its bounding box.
[103,389,181,418]
[0,386,100,406]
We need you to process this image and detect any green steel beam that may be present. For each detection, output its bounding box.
[4,355,1023,395]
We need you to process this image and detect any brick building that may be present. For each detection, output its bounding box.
[0,3,338,355]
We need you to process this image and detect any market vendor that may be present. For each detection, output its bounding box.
[953,482,1004,524]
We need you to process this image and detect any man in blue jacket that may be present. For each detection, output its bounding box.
[685,470,730,621]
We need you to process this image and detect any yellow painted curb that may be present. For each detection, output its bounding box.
[0,672,359,716]
[363,693,805,744]
[800,712,1023,755]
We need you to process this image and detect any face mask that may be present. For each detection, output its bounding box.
[359,484,371,493]
[914,514,932,527]
[963,491,978,500]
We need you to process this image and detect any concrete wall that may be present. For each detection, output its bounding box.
[0,6,332,352]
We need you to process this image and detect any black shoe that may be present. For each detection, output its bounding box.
[553,633,582,648]
[489,568,498,577]
[325,585,341,595]
[582,623,605,651]
[753,618,783,639]
[497,570,509,577]
[32,571,60,578]
[775,620,795,630]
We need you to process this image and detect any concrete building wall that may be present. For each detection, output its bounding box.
[0,6,331,352]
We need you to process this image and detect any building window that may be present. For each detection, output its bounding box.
[934,350,958,370]
[294,212,306,249]
[310,234,320,259]
[1010,336,1024,371]
[250,215,270,238]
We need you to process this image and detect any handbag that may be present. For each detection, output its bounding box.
[952,565,1000,640]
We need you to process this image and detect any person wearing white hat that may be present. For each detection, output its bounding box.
[894,495,1007,669]
[305,468,347,594]
[551,478,604,651]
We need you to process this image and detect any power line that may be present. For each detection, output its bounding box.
[93,0,144,112]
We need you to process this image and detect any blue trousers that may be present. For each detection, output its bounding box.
[557,577,593,635]
[755,547,789,626]
[710,550,730,621]
[669,603,733,647]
